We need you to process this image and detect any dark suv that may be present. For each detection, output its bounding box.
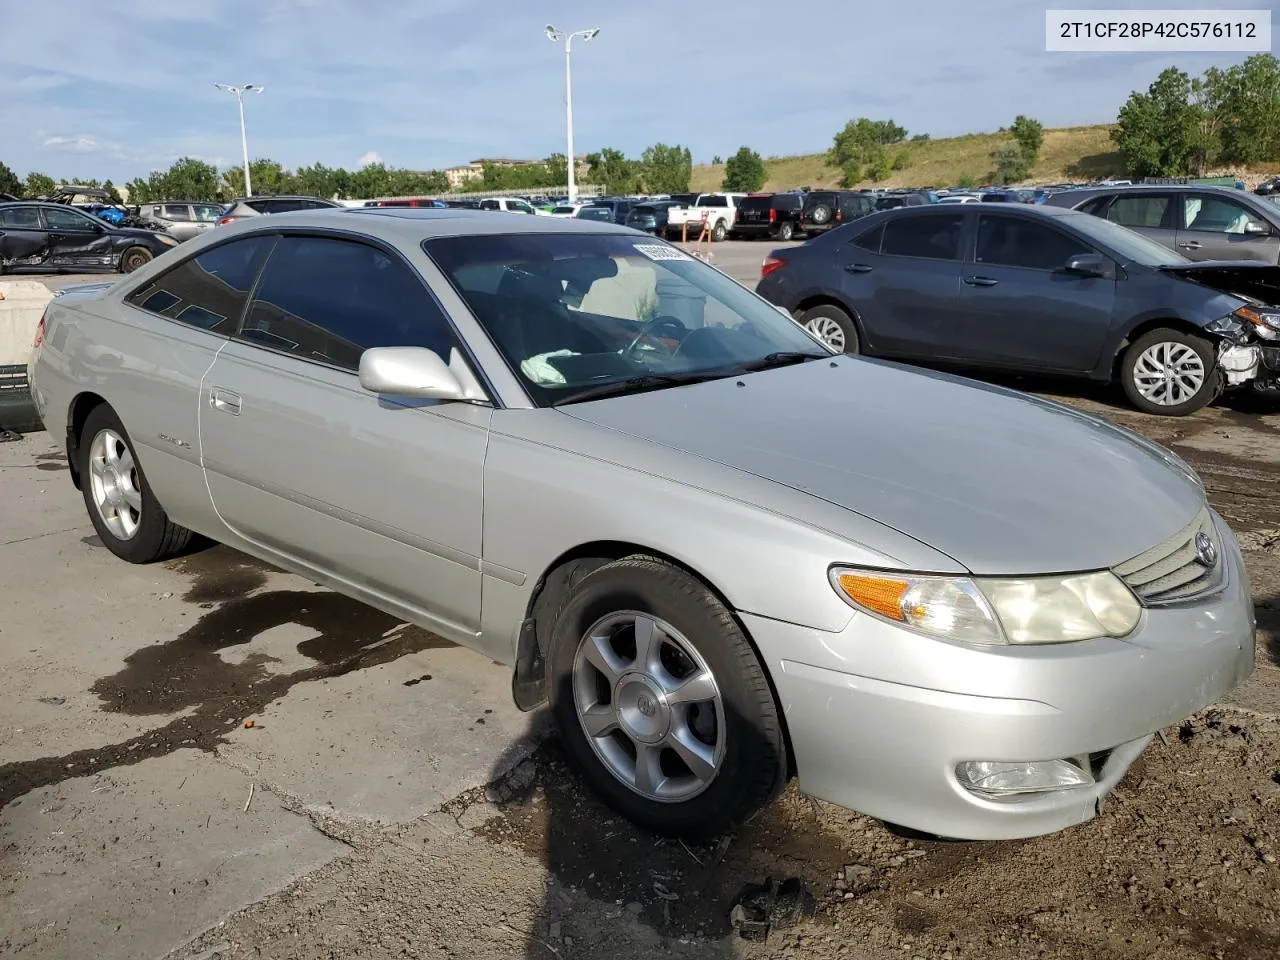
[733,192,804,241]
[798,190,877,236]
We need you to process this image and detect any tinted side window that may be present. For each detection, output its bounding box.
[1107,195,1170,228]
[43,207,98,231]
[881,214,963,260]
[1182,195,1267,234]
[851,223,883,252]
[0,206,41,228]
[976,217,1092,271]
[1077,196,1112,216]
[125,236,274,331]
[163,205,192,220]
[239,236,454,370]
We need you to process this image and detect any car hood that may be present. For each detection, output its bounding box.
[1159,261,1280,306]
[560,359,1204,575]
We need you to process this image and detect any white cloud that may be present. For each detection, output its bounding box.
[356,150,383,168]
[43,135,101,153]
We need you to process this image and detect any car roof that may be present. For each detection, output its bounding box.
[216,206,635,239]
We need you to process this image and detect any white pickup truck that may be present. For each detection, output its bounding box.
[664,193,746,242]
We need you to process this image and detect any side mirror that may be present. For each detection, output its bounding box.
[358,346,464,401]
[1064,253,1106,277]
[1244,220,1270,236]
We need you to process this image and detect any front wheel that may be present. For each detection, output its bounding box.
[549,557,786,839]
[710,221,728,242]
[776,222,795,242]
[1121,328,1220,416]
[119,247,153,273]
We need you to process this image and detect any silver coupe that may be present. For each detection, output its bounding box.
[28,208,1255,840]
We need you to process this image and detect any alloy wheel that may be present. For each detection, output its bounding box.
[1132,341,1206,407]
[88,428,143,540]
[572,611,725,803]
[805,315,847,352]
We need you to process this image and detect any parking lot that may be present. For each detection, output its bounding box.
[2,241,1279,960]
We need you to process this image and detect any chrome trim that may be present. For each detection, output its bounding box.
[1114,508,1225,606]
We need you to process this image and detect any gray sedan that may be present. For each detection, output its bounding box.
[28,209,1255,841]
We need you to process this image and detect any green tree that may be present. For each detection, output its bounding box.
[23,171,56,198]
[585,148,638,194]
[638,143,692,194]
[101,179,123,204]
[1009,115,1044,169]
[990,143,1028,185]
[1212,53,1280,165]
[721,146,766,192]
[0,161,23,196]
[955,174,976,189]
[1112,67,1205,178]
[828,118,908,188]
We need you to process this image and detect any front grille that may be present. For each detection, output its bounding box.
[1114,508,1223,604]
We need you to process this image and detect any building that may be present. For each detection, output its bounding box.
[442,156,590,190]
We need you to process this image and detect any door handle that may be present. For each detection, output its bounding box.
[209,387,241,416]
[1178,241,1202,250]
[843,263,873,273]
[963,276,999,287]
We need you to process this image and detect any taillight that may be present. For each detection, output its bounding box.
[835,210,843,222]
[761,255,785,279]
[217,216,235,226]
[32,310,47,349]
[769,208,776,222]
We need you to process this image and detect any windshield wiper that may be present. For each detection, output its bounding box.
[736,351,830,372]
[549,372,733,406]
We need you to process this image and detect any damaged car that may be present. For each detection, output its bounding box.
[757,204,1280,415]
[0,201,178,275]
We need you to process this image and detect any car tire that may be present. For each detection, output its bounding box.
[1121,328,1220,416]
[776,222,795,242]
[79,405,197,563]
[808,203,833,225]
[800,304,860,354]
[710,221,728,243]
[119,247,153,273]
[548,556,787,839]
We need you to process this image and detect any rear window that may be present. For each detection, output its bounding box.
[699,195,728,207]
[774,194,803,211]
[630,205,657,215]
[737,196,774,215]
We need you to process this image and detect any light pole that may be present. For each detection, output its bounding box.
[214,83,264,197]
[545,25,599,203]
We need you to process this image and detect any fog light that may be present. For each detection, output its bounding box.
[957,760,1094,799]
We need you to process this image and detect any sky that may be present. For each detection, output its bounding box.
[1,0,1277,182]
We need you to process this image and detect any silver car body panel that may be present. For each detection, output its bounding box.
[28,208,1256,840]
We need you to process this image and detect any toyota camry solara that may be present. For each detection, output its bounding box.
[28,208,1255,840]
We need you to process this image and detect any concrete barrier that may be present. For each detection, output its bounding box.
[0,280,53,366]
[0,281,53,433]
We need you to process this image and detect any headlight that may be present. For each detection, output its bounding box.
[157,235,178,247]
[830,568,1141,646]
[1233,305,1280,341]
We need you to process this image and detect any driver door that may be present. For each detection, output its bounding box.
[40,206,114,269]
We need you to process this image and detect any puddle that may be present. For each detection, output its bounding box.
[0,546,454,809]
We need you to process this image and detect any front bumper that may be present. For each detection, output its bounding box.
[744,512,1255,840]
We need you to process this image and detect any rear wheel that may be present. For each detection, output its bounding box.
[119,247,153,273]
[800,304,860,354]
[1121,328,1219,416]
[549,557,786,839]
[776,222,795,242]
[79,405,197,563]
[710,220,728,242]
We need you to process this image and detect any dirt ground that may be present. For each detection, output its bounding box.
[161,381,1280,960]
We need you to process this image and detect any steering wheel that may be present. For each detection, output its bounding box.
[624,315,687,359]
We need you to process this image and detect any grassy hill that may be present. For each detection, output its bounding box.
[690,124,1124,193]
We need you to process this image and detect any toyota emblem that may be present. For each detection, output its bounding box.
[1193,531,1217,568]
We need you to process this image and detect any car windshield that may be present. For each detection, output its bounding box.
[424,232,828,406]
[1067,212,1190,266]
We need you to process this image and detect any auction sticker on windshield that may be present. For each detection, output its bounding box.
[634,243,693,262]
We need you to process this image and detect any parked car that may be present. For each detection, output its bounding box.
[664,193,745,242]
[733,192,804,241]
[547,203,584,219]
[1254,176,1280,197]
[28,207,1254,841]
[217,195,343,226]
[756,204,1280,415]
[0,193,18,202]
[366,198,449,208]
[874,193,930,211]
[1046,185,1280,263]
[477,197,541,215]
[138,202,228,242]
[798,190,877,236]
[575,198,636,225]
[575,205,615,222]
[937,194,980,204]
[0,201,178,274]
[624,200,686,235]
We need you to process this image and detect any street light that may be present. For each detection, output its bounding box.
[214,82,264,197]
[545,25,599,204]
